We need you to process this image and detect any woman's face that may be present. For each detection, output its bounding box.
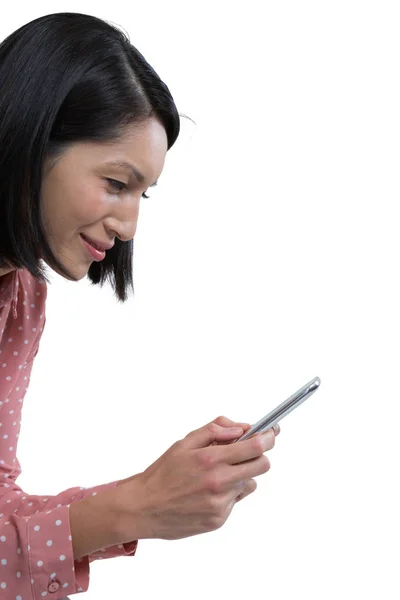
[41,117,168,280]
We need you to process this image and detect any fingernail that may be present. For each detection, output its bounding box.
[262,429,274,438]
[273,424,280,435]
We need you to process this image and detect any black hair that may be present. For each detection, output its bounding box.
[0,12,180,302]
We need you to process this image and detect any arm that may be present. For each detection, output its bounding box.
[69,484,123,561]
[0,480,138,599]
[0,276,137,599]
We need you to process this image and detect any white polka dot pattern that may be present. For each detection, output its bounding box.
[1,270,138,598]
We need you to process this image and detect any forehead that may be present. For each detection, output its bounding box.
[103,118,168,183]
[58,117,168,184]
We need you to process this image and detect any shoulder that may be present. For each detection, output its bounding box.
[18,268,48,309]
[17,269,48,362]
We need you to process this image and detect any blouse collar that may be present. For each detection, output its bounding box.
[0,269,21,319]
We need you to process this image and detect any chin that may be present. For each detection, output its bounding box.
[48,260,89,282]
[74,269,89,282]
[71,263,91,281]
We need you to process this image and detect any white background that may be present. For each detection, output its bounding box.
[2,1,399,598]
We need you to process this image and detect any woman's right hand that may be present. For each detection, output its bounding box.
[115,416,278,543]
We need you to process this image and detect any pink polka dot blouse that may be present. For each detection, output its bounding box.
[0,269,137,598]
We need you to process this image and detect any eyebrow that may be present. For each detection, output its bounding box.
[104,160,158,187]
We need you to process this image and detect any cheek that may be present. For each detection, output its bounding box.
[42,174,110,238]
[68,183,109,227]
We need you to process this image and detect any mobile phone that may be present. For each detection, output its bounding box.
[235,376,321,442]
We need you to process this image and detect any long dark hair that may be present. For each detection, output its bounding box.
[0,12,180,302]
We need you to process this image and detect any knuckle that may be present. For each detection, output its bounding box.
[172,439,183,451]
[207,494,223,513]
[252,435,265,455]
[207,422,220,436]
[205,473,223,494]
[208,498,227,530]
[169,440,182,455]
[180,433,193,448]
[260,455,271,474]
[197,449,215,470]
[236,479,247,492]
[208,494,224,510]
[209,513,225,531]
[241,480,257,499]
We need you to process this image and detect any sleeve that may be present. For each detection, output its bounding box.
[0,478,138,598]
[0,279,138,598]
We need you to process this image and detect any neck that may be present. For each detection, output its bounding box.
[0,267,16,278]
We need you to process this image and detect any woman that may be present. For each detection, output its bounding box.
[0,13,279,599]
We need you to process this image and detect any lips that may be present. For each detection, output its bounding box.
[81,234,113,251]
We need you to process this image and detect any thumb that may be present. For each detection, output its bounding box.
[183,422,243,449]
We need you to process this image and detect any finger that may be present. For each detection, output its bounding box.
[236,479,257,502]
[232,453,271,484]
[183,421,244,449]
[273,423,281,436]
[210,416,252,447]
[219,428,276,465]
[213,415,252,432]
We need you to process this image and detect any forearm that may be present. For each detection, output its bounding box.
[116,475,137,486]
[69,486,123,561]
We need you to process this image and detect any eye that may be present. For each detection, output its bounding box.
[107,178,127,192]
[107,178,150,198]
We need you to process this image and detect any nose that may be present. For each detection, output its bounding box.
[106,196,141,242]
[111,223,138,243]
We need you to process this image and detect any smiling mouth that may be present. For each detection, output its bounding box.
[80,234,109,252]
[80,234,107,261]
